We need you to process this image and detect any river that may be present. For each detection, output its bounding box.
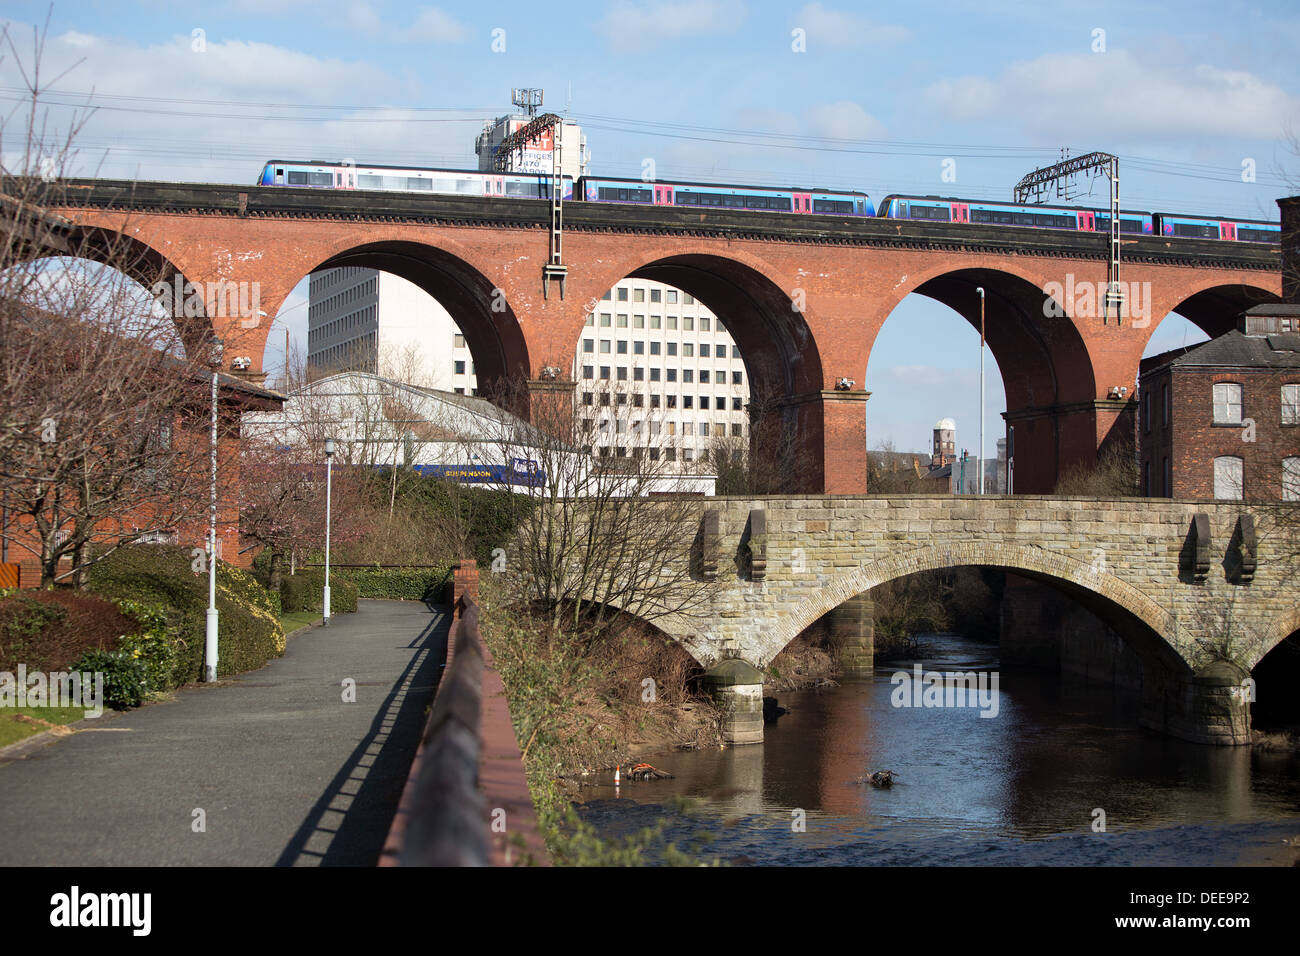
[576,633,1300,865]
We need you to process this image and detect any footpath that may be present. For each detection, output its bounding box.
[0,599,446,866]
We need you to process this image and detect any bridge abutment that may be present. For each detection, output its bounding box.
[828,593,874,676]
[1140,661,1253,747]
[701,660,765,745]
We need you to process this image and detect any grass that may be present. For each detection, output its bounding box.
[0,705,90,748]
[280,611,319,636]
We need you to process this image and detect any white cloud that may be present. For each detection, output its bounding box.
[597,0,747,48]
[409,8,471,43]
[792,3,907,48]
[926,49,1299,142]
[332,3,469,43]
[804,101,885,140]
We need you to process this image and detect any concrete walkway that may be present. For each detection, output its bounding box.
[0,599,446,866]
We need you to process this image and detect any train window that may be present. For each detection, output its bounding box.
[910,205,950,221]
[1237,226,1278,242]
[813,198,853,214]
[1172,222,1219,239]
[406,178,433,191]
[288,170,334,186]
[504,180,537,197]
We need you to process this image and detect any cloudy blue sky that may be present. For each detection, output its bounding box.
[3,0,1297,455]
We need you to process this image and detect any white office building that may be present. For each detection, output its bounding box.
[308,271,752,469]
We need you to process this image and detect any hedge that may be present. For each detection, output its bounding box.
[280,571,358,614]
[85,545,285,684]
[321,566,451,602]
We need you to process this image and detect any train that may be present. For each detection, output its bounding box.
[257,159,1280,244]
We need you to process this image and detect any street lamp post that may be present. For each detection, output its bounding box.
[323,438,334,625]
[203,337,223,683]
[976,287,986,495]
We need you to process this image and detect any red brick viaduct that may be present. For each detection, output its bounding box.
[42,180,1283,494]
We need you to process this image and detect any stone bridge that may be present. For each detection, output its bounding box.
[630,495,1299,748]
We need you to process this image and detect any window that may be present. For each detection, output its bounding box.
[716,397,727,410]
[667,290,678,304]
[617,314,629,328]
[651,395,661,409]
[1214,456,1243,499]
[683,422,694,436]
[714,423,725,437]
[650,368,661,381]
[600,393,610,406]
[582,365,594,380]
[601,290,612,301]
[583,392,593,406]
[1283,384,1300,425]
[634,289,645,302]
[454,360,466,374]
[733,397,743,410]
[617,367,628,381]
[600,339,611,353]
[1213,383,1243,424]
[1285,457,1300,501]
[700,395,709,409]
[667,316,678,330]
[668,343,678,356]
[650,341,661,355]
[617,288,629,301]
[700,370,710,383]
[684,344,695,358]
[600,313,612,327]
[1143,389,1151,434]
[454,333,466,348]
[667,396,677,409]
[701,318,711,331]
[701,344,710,358]
[684,396,694,409]
[633,393,643,406]
[684,317,695,331]
[634,367,644,381]
[667,368,677,382]
[732,345,741,358]
[634,341,644,355]
[650,289,661,303]
[1162,383,1170,426]
[600,366,610,380]
[683,369,694,383]
[634,314,645,329]
[684,294,695,304]
[1163,457,1172,497]
[732,423,743,437]
[732,371,743,385]
[583,339,594,353]
[617,340,628,354]
[651,316,661,330]
[585,314,595,326]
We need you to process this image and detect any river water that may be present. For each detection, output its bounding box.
[576,634,1300,865]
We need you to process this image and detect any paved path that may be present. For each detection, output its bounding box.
[0,599,446,866]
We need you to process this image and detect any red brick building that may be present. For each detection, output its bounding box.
[1139,304,1300,500]
[1,372,284,587]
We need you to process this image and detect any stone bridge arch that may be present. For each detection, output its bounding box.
[1146,280,1282,342]
[745,540,1190,671]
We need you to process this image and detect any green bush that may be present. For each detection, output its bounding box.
[334,566,450,602]
[280,571,358,614]
[113,600,175,697]
[86,545,285,685]
[71,648,147,710]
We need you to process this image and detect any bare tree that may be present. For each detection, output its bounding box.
[466,374,709,647]
[0,19,254,586]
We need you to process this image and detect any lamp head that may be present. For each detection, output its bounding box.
[324,438,335,458]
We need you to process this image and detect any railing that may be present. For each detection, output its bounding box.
[381,569,549,866]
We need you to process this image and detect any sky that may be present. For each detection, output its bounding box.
[2,0,1297,455]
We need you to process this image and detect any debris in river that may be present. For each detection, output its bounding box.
[623,762,674,781]
[858,770,899,788]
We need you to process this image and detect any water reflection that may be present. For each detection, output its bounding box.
[578,634,1300,865]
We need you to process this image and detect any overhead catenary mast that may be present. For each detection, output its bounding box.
[1014,150,1123,323]
[492,89,568,299]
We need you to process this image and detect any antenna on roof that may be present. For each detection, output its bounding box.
[511,88,543,118]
